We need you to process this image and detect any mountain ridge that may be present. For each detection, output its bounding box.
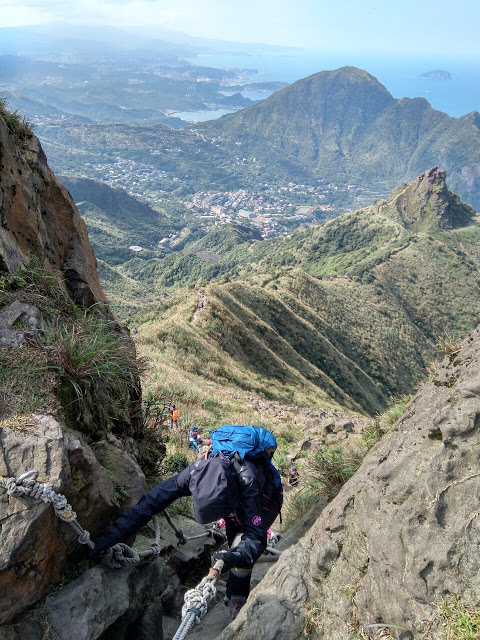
[199,66,480,209]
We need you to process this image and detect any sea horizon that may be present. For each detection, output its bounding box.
[186,50,480,118]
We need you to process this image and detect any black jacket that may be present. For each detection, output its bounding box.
[93,456,281,568]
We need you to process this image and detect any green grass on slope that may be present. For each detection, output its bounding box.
[134,288,340,413]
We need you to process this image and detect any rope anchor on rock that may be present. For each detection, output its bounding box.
[0,470,161,567]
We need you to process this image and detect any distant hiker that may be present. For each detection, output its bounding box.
[188,426,211,453]
[168,403,174,428]
[133,327,138,335]
[90,425,283,620]
[172,406,179,428]
[288,464,299,487]
[188,426,200,451]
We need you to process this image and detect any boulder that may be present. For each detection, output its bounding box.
[45,560,168,640]
[0,328,25,347]
[0,300,42,331]
[63,430,119,536]
[0,415,69,624]
[218,325,480,640]
[0,415,119,623]
[92,433,147,511]
[0,618,43,640]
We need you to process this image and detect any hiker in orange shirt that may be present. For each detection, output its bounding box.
[172,406,179,428]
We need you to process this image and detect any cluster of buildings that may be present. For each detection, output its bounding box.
[86,157,180,203]
[184,187,333,238]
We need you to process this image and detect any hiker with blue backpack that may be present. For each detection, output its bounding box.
[90,425,283,619]
[188,425,211,453]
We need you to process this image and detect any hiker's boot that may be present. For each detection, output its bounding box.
[229,596,246,619]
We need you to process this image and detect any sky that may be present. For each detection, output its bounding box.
[1,0,480,57]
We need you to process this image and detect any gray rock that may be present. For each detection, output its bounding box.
[63,430,119,536]
[0,415,69,624]
[92,433,147,511]
[46,560,168,640]
[218,325,480,639]
[0,301,42,331]
[131,596,164,640]
[0,416,120,624]
[0,617,43,640]
[0,328,25,347]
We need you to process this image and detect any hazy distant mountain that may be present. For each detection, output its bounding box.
[200,67,480,209]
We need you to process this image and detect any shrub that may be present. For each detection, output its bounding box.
[162,452,188,475]
[45,311,142,404]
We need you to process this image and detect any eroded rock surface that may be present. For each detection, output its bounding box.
[0,117,107,308]
[0,415,117,623]
[45,560,168,640]
[220,326,480,640]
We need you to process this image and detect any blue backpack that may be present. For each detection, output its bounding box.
[210,425,282,488]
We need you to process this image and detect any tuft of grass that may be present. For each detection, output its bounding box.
[302,604,323,637]
[436,331,462,357]
[282,447,363,528]
[44,310,143,405]
[0,349,58,422]
[437,599,480,640]
[374,395,411,434]
[0,96,34,142]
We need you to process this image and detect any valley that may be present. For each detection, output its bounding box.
[2,15,480,640]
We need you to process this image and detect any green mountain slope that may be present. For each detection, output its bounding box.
[62,177,177,265]
[130,168,480,415]
[122,224,262,288]
[201,67,480,209]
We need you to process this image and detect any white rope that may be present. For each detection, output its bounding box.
[0,470,162,567]
[172,560,224,640]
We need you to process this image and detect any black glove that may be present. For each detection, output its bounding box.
[88,535,115,560]
[212,550,243,572]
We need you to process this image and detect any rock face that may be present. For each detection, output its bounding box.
[394,166,475,230]
[0,415,118,624]
[0,116,108,308]
[220,325,480,640]
[45,560,168,640]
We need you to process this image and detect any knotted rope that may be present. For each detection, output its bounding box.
[172,560,224,640]
[0,470,95,549]
[0,470,162,568]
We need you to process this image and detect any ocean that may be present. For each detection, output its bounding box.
[186,51,480,118]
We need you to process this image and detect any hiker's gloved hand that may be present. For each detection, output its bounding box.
[212,550,243,571]
[88,535,115,560]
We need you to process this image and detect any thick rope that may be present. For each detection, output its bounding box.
[0,470,95,549]
[172,560,224,640]
[0,470,162,567]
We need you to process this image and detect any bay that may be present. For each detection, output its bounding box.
[186,51,480,118]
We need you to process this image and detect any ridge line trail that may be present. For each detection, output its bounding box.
[377,183,410,213]
[191,288,208,323]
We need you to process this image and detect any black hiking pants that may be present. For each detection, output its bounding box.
[225,521,252,599]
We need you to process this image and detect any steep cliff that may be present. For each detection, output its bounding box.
[0,114,107,308]
[219,325,480,639]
